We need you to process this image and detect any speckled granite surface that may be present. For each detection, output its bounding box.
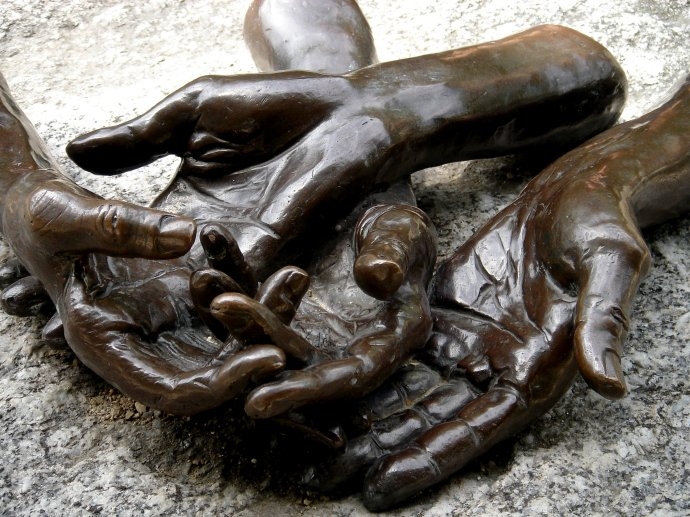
[1,1,689,515]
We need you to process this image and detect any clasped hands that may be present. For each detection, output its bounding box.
[2,0,689,509]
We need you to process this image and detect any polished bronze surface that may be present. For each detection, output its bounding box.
[312,75,690,511]
[244,0,378,74]
[1,0,673,511]
[66,25,627,280]
[0,19,626,416]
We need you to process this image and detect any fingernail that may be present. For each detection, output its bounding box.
[363,448,437,511]
[245,390,274,419]
[600,349,627,399]
[354,253,404,300]
[158,217,196,254]
[200,224,224,256]
[282,267,310,297]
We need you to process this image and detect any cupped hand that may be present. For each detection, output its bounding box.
[194,196,438,419]
[65,71,391,279]
[0,75,289,415]
[181,0,436,421]
[56,19,630,417]
[308,76,690,511]
[66,23,628,281]
[0,0,389,416]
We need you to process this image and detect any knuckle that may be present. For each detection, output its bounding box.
[608,231,650,267]
[581,297,630,336]
[95,203,121,239]
[28,186,70,233]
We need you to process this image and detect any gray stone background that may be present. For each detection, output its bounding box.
[1,0,689,515]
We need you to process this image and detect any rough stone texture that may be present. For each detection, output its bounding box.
[1,0,689,515]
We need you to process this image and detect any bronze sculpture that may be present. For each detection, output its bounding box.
[308,74,690,510]
[0,19,626,416]
[2,0,684,512]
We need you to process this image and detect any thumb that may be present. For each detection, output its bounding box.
[29,185,196,259]
[574,234,650,399]
[66,82,203,175]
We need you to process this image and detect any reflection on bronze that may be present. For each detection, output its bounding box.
[0,0,648,509]
[0,16,627,417]
[244,0,378,74]
[66,25,627,281]
[311,76,690,511]
[0,73,288,415]
[208,1,435,424]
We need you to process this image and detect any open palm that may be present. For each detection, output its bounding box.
[310,75,690,511]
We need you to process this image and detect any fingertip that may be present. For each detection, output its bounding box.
[65,134,94,168]
[245,385,278,419]
[254,347,287,377]
[200,223,257,296]
[42,312,65,342]
[209,292,251,321]
[157,216,197,257]
[199,223,231,256]
[0,276,52,316]
[363,447,437,511]
[217,345,286,398]
[354,252,404,300]
[190,268,243,297]
[575,327,628,399]
[66,129,135,175]
[245,375,309,419]
[257,266,310,324]
[272,266,310,299]
[578,352,628,399]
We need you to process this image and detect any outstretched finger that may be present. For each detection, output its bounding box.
[66,82,204,175]
[574,235,651,399]
[245,328,425,419]
[362,382,530,511]
[28,186,196,259]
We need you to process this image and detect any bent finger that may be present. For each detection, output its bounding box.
[363,383,529,511]
[66,82,204,175]
[255,265,310,325]
[246,329,421,419]
[190,268,245,340]
[210,292,323,363]
[354,204,436,300]
[574,235,650,399]
[200,224,257,296]
[0,275,52,316]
